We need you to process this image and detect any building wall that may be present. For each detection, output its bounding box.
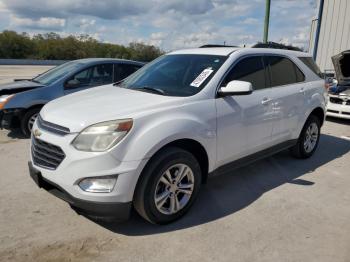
[313,0,350,72]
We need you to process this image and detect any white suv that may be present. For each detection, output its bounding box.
[29,47,326,224]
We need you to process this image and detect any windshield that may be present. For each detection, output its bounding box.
[33,61,83,85]
[119,54,227,96]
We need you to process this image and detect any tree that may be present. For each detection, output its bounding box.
[0,31,35,58]
[0,31,164,61]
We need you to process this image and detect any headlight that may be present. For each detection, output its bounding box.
[72,119,133,152]
[0,95,14,110]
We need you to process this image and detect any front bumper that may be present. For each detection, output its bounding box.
[29,120,148,220]
[29,161,132,220]
[326,99,350,119]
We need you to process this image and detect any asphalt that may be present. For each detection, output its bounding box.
[0,66,350,262]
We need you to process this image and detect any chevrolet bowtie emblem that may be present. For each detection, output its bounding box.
[33,129,42,137]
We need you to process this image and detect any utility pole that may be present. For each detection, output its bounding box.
[263,0,271,43]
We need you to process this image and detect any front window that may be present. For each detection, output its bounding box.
[33,61,83,85]
[119,54,227,96]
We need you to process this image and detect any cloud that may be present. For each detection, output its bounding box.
[0,0,318,51]
[10,16,66,30]
[1,0,149,20]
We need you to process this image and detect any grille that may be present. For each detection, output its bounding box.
[31,137,65,170]
[37,115,70,136]
[329,97,343,104]
[327,109,339,113]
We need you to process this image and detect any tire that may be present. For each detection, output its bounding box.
[133,147,202,224]
[20,108,40,138]
[290,115,321,159]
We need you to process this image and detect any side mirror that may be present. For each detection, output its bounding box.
[65,79,80,89]
[218,80,253,97]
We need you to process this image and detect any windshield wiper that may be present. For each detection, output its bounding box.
[113,79,124,86]
[134,86,165,95]
[31,78,41,84]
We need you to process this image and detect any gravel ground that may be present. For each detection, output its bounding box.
[0,66,350,261]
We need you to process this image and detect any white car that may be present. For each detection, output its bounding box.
[326,50,350,119]
[29,47,326,224]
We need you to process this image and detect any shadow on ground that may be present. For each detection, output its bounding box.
[6,128,27,139]
[88,134,350,236]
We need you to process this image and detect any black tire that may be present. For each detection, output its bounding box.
[20,108,41,138]
[133,147,202,224]
[290,115,321,159]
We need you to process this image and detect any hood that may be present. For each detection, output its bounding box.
[0,80,44,96]
[332,50,350,86]
[41,85,184,132]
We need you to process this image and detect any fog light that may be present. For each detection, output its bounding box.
[79,176,117,193]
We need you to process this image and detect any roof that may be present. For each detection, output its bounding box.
[168,47,310,57]
[169,47,240,56]
[74,58,145,65]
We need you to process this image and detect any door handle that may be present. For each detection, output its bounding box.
[261,97,272,105]
[299,87,306,94]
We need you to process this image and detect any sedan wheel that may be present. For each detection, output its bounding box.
[28,113,39,132]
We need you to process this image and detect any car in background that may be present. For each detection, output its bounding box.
[0,58,144,136]
[327,50,350,120]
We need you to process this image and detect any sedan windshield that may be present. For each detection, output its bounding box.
[33,61,83,85]
[119,54,227,96]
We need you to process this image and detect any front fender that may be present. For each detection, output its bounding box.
[110,108,217,172]
[4,84,62,109]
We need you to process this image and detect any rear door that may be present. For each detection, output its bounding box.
[114,63,142,82]
[216,55,274,166]
[265,55,307,144]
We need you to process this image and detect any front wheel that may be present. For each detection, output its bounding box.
[290,115,321,158]
[21,108,40,138]
[133,147,202,224]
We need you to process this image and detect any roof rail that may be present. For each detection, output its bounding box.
[252,42,303,51]
[199,44,238,48]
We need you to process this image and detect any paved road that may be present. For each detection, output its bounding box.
[0,118,349,262]
[0,65,53,84]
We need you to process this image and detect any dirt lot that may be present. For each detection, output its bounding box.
[0,66,350,261]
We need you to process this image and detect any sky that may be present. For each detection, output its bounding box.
[0,0,319,51]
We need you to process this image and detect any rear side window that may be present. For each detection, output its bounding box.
[267,56,305,87]
[223,56,266,90]
[115,64,142,81]
[298,57,323,78]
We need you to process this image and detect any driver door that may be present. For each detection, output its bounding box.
[215,55,274,167]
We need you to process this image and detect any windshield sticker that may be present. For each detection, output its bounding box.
[190,68,214,88]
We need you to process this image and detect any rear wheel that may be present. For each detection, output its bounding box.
[133,147,202,224]
[21,108,40,138]
[290,115,321,158]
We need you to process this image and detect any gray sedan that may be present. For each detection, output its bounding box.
[0,58,144,137]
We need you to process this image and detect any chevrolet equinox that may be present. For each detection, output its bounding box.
[29,47,326,224]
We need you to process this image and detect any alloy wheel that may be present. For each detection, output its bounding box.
[303,122,319,153]
[154,163,195,215]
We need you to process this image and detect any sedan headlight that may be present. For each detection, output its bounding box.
[72,119,133,152]
[0,95,14,110]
